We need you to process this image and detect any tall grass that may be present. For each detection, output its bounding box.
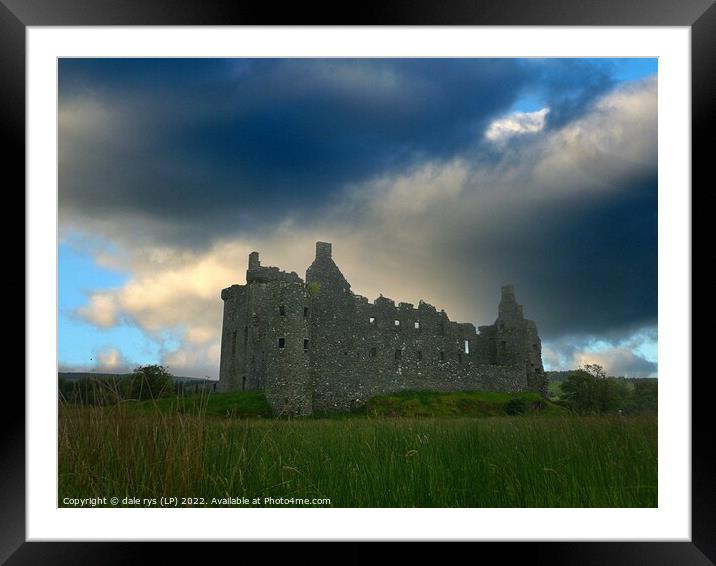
[59,397,657,507]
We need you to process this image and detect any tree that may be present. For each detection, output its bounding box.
[627,378,658,413]
[582,363,607,380]
[561,363,628,415]
[561,368,600,414]
[128,364,173,400]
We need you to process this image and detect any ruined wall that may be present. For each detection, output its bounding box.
[219,242,545,414]
[219,283,245,392]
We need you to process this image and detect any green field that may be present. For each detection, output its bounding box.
[59,391,657,508]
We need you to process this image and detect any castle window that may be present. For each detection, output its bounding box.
[417,351,423,361]
[415,321,420,329]
[369,317,376,324]
[244,326,248,346]
[464,340,470,354]
[370,347,377,358]
[279,305,286,316]
[458,353,463,364]
[278,338,286,349]
[394,320,400,327]
[395,349,402,360]
[500,341,507,351]
[304,339,309,351]
[304,307,309,318]
[439,323,445,336]
[439,351,445,362]
[532,343,538,351]
[231,331,237,356]
[242,376,246,391]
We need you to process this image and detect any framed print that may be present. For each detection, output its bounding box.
[7,0,712,563]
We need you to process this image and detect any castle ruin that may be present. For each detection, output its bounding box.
[219,242,546,415]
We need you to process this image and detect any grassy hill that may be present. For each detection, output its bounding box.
[366,390,568,418]
[119,389,568,419]
[128,391,272,418]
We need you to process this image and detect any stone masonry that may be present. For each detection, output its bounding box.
[219,242,547,415]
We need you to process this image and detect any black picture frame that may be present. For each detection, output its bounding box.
[7,1,711,563]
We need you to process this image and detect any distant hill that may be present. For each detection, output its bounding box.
[546,370,574,383]
[546,370,657,402]
[58,372,217,385]
[546,370,656,383]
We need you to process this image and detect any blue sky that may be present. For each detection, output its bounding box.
[59,243,161,368]
[58,58,658,377]
[510,58,656,112]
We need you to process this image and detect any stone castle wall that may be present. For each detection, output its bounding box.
[220,242,546,415]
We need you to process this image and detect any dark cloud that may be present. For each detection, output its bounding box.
[454,174,657,339]
[58,58,615,245]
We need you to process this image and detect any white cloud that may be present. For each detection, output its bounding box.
[76,292,119,328]
[534,76,657,193]
[92,346,131,373]
[542,326,658,377]
[485,107,549,143]
[96,347,124,370]
[572,347,656,377]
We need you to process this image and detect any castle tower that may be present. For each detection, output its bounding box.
[306,242,350,294]
[305,242,360,411]
[262,280,312,416]
[219,251,313,414]
[219,283,246,393]
[494,285,546,395]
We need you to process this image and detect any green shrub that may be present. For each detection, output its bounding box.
[505,397,528,415]
[128,364,173,400]
[561,365,631,415]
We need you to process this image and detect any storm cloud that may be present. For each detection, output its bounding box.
[58,58,657,378]
[59,59,619,243]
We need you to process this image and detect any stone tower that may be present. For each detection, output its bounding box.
[493,285,546,396]
[219,251,312,415]
[304,242,362,412]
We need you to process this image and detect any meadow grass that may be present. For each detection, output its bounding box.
[59,393,657,508]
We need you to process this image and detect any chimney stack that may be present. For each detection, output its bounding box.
[315,241,332,260]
